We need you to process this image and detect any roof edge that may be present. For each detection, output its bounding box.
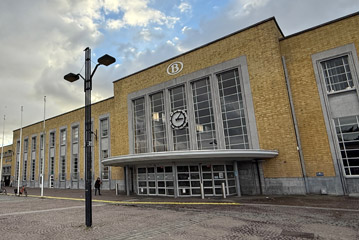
[103,149,279,166]
[13,96,115,133]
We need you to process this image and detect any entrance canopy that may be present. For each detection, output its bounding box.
[102,149,278,167]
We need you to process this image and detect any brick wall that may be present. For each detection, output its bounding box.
[280,14,359,177]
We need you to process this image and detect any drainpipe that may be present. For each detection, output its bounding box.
[281,56,309,194]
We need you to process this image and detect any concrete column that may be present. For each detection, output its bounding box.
[125,166,130,196]
[234,161,241,197]
[173,163,178,198]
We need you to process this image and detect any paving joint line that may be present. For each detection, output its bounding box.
[6,193,241,206]
[4,194,359,212]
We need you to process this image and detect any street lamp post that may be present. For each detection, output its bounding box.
[64,47,115,227]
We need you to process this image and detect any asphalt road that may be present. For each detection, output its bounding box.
[0,193,358,239]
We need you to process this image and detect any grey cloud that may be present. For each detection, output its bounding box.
[0,0,102,143]
[116,42,181,78]
[178,0,358,50]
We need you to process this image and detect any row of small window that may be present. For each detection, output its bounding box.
[18,119,109,152]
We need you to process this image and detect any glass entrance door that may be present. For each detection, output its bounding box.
[137,163,236,197]
[137,166,174,196]
[177,163,236,197]
[177,165,201,196]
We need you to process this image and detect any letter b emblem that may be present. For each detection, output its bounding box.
[167,61,183,75]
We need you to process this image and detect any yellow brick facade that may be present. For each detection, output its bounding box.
[1,144,13,186]
[113,20,302,178]
[11,97,123,187]
[280,15,359,177]
[5,12,359,195]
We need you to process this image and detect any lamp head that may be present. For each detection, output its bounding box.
[64,73,80,82]
[98,54,116,66]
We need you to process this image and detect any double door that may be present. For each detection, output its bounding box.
[177,164,236,197]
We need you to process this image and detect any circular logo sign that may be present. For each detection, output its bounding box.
[167,61,183,75]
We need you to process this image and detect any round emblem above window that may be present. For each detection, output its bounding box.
[167,61,183,75]
[170,109,188,130]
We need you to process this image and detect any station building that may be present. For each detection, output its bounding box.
[8,12,359,197]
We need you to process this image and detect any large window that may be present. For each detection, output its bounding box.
[60,129,66,146]
[72,126,79,143]
[150,92,167,152]
[15,141,20,181]
[60,156,66,181]
[23,139,28,181]
[39,134,44,181]
[129,60,253,154]
[72,126,79,181]
[31,137,36,181]
[50,132,55,147]
[218,69,249,149]
[101,118,109,137]
[335,116,359,176]
[133,98,147,153]
[100,117,110,180]
[192,78,217,150]
[170,85,190,150]
[321,55,354,93]
[49,132,55,178]
[60,129,66,181]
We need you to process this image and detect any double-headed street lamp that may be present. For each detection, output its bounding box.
[64,47,115,227]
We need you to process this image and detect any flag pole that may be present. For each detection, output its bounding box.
[17,106,23,196]
[41,96,46,197]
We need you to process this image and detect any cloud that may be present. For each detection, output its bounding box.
[115,42,182,78]
[232,0,270,16]
[105,0,179,29]
[177,0,358,52]
[181,26,191,34]
[0,0,107,144]
[135,27,166,42]
[0,0,358,146]
[178,2,192,13]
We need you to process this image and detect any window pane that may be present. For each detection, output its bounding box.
[218,69,249,149]
[321,56,354,93]
[133,98,147,153]
[101,118,109,137]
[192,78,217,150]
[151,92,167,152]
[335,116,359,176]
[170,85,190,150]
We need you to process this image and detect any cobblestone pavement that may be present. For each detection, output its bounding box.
[0,191,358,239]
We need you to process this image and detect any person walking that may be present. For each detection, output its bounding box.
[94,177,102,196]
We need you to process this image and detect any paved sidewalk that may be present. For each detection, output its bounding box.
[5,186,359,209]
[1,187,359,239]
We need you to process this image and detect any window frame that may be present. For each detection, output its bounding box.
[99,115,111,181]
[320,54,356,94]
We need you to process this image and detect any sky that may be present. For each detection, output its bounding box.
[0,0,358,146]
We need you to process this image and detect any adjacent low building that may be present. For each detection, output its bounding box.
[8,12,359,197]
[1,144,13,186]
